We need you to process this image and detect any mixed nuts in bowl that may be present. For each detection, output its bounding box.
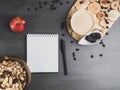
[0,56,31,90]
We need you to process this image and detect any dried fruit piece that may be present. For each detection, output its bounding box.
[100,0,110,8]
[108,10,120,21]
[111,1,119,10]
[97,11,105,20]
[88,2,101,14]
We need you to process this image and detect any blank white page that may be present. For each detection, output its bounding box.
[27,34,58,73]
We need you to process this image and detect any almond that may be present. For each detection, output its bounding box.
[7,62,14,67]
[9,77,13,85]
[2,76,8,85]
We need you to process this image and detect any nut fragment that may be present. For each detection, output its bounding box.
[2,76,8,85]
[7,62,14,67]
[9,77,13,85]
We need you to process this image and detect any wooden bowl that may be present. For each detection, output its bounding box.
[0,56,31,90]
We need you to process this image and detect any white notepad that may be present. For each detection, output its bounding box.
[27,34,59,73]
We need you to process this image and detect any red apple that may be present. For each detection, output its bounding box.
[10,17,26,33]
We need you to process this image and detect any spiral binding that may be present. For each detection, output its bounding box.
[27,33,58,37]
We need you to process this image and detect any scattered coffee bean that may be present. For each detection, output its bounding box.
[108,9,110,12]
[72,52,75,57]
[99,40,103,44]
[53,7,57,10]
[107,1,110,3]
[105,13,108,17]
[38,1,42,4]
[66,1,69,4]
[97,0,100,3]
[76,48,79,51]
[99,54,103,57]
[73,58,76,61]
[109,7,113,10]
[101,6,104,9]
[106,32,109,35]
[44,1,48,5]
[70,41,74,43]
[80,1,83,4]
[52,0,55,3]
[62,34,65,36]
[34,7,38,11]
[60,2,63,5]
[55,0,60,3]
[27,8,30,11]
[91,55,94,58]
[60,22,66,29]
[106,26,109,29]
[39,5,42,9]
[50,4,57,10]
[102,44,106,47]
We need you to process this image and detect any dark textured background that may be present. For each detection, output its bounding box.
[0,0,120,90]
